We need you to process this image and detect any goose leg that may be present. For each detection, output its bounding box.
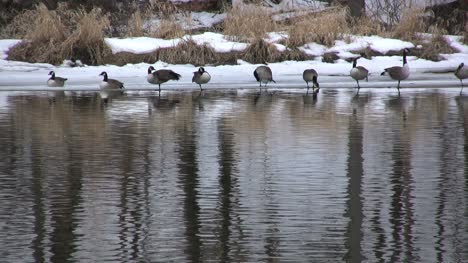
[199,84,203,91]
[461,80,464,95]
[397,80,401,96]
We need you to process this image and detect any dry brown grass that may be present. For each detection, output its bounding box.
[392,7,426,42]
[3,4,66,41]
[418,26,455,61]
[60,7,111,65]
[349,15,384,36]
[106,51,158,66]
[145,2,186,39]
[7,3,111,65]
[462,30,468,45]
[157,39,218,66]
[279,48,312,61]
[223,4,276,42]
[241,38,280,64]
[286,7,349,47]
[150,19,185,39]
[127,9,144,37]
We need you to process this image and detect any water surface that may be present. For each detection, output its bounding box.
[0,88,467,262]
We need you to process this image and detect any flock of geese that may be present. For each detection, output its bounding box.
[47,48,468,96]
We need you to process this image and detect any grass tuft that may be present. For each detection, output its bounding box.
[462,30,468,45]
[150,19,185,39]
[286,7,349,47]
[59,7,111,65]
[392,7,426,42]
[418,26,455,61]
[7,3,111,65]
[241,38,280,64]
[158,39,218,66]
[349,15,384,36]
[127,9,144,37]
[146,2,186,39]
[223,4,276,42]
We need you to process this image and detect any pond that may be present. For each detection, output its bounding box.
[0,87,467,262]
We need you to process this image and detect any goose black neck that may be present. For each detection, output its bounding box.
[103,74,108,82]
[353,59,357,68]
[403,51,407,65]
[148,68,152,74]
[50,73,55,80]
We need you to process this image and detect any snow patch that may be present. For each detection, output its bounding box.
[0,40,22,59]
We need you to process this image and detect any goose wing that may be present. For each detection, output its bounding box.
[155,69,181,81]
[108,79,124,89]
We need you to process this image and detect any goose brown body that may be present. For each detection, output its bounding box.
[350,57,368,93]
[47,71,67,87]
[303,69,319,94]
[381,48,410,95]
[254,66,275,88]
[455,63,468,94]
[147,66,181,92]
[192,67,211,90]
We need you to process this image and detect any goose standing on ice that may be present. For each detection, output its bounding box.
[147,66,181,93]
[99,71,124,103]
[350,57,368,94]
[455,63,468,94]
[47,71,67,87]
[381,48,410,96]
[192,67,211,91]
[254,65,275,90]
[303,68,319,95]
[99,71,124,89]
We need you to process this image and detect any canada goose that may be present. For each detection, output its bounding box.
[303,69,319,95]
[47,71,67,87]
[192,67,211,91]
[455,63,468,94]
[99,71,124,89]
[147,66,181,92]
[254,65,275,89]
[381,48,410,95]
[99,72,124,103]
[350,57,368,93]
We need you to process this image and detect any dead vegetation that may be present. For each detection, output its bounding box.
[146,2,186,39]
[158,39,218,66]
[286,7,350,47]
[223,4,276,42]
[1,2,466,66]
[6,3,111,65]
[417,26,455,61]
[391,7,426,42]
[242,38,280,64]
[462,30,468,45]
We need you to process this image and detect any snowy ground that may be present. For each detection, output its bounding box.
[0,32,467,92]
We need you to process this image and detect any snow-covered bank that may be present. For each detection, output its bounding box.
[0,33,467,91]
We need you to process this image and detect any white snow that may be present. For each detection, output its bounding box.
[105,32,248,54]
[104,33,417,57]
[184,32,248,52]
[185,12,226,29]
[0,32,467,91]
[144,12,225,31]
[0,39,22,59]
[105,37,181,54]
[329,36,415,55]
